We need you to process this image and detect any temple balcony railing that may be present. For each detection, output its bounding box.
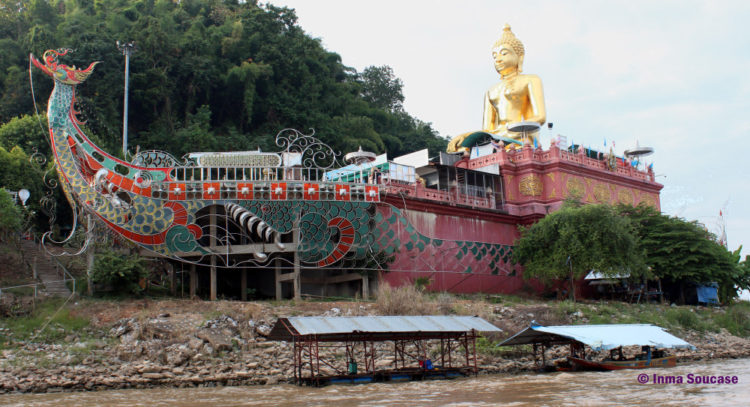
[468,145,656,183]
[380,180,494,210]
[144,165,376,201]
[167,165,333,183]
[145,164,497,208]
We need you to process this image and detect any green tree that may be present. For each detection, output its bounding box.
[0,114,49,157]
[0,145,43,196]
[616,203,742,303]
[514,202,645,300]
[0,188,22,241]
[726,247,750,302]
[0,1,448,161]
[91,249,148,295]
[0,0,450,237]
[0,145,56,231]
[359,65,404,112]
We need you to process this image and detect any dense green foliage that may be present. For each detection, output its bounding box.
[551,300,750,337]
[0,114,50,157]
[91,249,148,294]
[617,204,748,303]
[0,188,22,241]
[0,0,447,162]
[0,0,447,233]
[0,145,51,228]
[513,201,646,298]
[514,201,748,303]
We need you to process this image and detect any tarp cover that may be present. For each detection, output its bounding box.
[696,285,719,304]
[268,315,500,341]
[499,323,696,351]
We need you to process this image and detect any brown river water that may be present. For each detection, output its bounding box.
[2,358,748,406]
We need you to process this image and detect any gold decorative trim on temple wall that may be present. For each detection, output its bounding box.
[593,183,610,203]
[565,176,585,199]
[519,175,543,196]
[546,173,556,198]
[618,189,634,206]
[506,175,514,200]
[641,193,657,208]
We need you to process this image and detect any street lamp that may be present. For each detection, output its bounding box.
[116,41,136,159]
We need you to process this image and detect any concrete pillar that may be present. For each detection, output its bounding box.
[362,274,369,300]
[293,221,301,301]
[209,205,217,301]
[167,262,175,296]
[210,255,217,301]
[293,254,301,300]
[241,268,247,301]
[275,258,282,301]
[189,263,197,298]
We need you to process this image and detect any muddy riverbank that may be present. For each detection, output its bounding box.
[1,296,749,394]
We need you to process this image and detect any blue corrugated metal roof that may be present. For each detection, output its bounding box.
[500,323,696,351]
[268,316,500,341]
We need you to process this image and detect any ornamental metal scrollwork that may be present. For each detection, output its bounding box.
[29,148,47,167]
[133,170,153,188]
[131,150,182,168]
[275,128,342,169]
[29,149,61,227]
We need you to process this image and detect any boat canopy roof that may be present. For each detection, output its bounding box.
[268,315,501,342]
[499,323,695,351]
[584,270,630,280]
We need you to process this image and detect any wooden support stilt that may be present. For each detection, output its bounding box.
[241,268,247,301]
[362,274,369,300]
[210,206,217,301]
[167,262,175,296]
[210,256,217,301]
[189,263,197,298]
[275,258,282,300]
[293,220,301,301]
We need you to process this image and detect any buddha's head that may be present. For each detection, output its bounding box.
[492,24,525,76]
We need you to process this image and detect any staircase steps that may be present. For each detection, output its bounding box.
[18,240,72,297]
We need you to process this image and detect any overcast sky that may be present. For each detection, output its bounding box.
[272,0,750,258]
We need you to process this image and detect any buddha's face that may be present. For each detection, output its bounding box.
[492,45,519,76]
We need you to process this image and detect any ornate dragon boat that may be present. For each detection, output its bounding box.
[31,49,519,299]
[31,47,661,300]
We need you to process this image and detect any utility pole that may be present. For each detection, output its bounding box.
[117,41,136,158]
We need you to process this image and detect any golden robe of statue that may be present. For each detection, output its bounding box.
[447,25,546,154]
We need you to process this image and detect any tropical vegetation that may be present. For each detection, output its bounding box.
[514,201,749,303]
[0,0,448,228]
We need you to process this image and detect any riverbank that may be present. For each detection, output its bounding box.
[1,293,749,394]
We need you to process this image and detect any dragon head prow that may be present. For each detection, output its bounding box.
[30,49,99,85]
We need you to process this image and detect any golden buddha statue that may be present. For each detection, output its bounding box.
[447,25,547,154]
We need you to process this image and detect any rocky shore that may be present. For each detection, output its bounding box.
[1,298,750,394]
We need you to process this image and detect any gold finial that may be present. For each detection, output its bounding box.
[493,24,524,57]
